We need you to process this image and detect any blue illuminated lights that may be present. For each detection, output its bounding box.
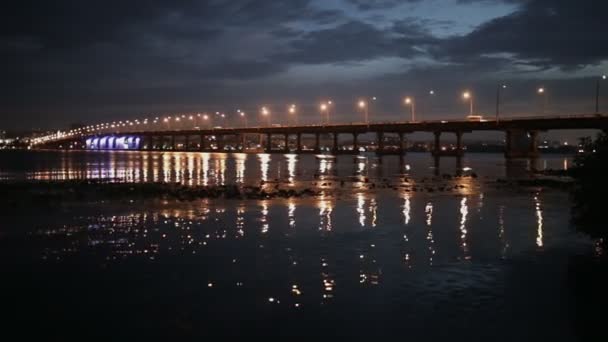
[86,135,141,150]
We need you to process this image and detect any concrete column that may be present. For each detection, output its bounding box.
[377,132,384,153]
[433,155,440,176]
[171,135,176,150]
[398,132,405,154]
[433,131,441,156]
[284,133,290,152]
[456,131,463,156]
[353,133,359,151]
[505,130,512,158]
[217,135,224,151]
[266,133,272,152]
[184,135,190,151]
[296,133,302,152]
[332,132,339,153]
[314,133,321,153]
[147,136,154,150]
[200,135,206,151]
[529,130,539,154]
[239,134,246,151]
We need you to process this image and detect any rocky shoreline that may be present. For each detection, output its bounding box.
[0,170,576,206]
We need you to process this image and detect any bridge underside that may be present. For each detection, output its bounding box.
[37,129,549,161]
[34,115,608,159]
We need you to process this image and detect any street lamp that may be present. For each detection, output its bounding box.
[462,91,474,116]
[289,104,297,125]
[358,100,368,124]
[404,97,415,122]
[261,106,270,126]
[596,75,606,113]
[320,103,328,125]
[496,84,507,123]
[537,87,547,114]
[240,111,248,127]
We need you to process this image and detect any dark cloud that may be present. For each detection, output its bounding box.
[277,20,436,64]
[0,0,606,130]
[346,0,416,11]
[441,0,608,69]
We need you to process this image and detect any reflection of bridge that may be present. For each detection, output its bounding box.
[35,114,608,159]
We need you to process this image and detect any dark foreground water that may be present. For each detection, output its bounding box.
[0,151,604,340]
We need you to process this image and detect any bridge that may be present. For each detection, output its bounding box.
[33,114,608,159]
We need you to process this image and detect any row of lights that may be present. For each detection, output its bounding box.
[32,76,607,145]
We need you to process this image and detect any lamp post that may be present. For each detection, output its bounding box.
[261,106,270,126]
[496,84,507,123]
[537,87,547,114]
[358,100,368,125]
[596,75,606,114]
[289,104,297,125]
[239,111,248,128]
[404,97,415,122]
[462,91,473,116]
[320,103,328,125]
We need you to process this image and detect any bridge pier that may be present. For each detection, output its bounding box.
[217,135,225,151]
[148,135,158,151]
[376,132,384,155]
[456,131,463,154]
[398,132,406,155]
[238,133,246,151]
[432,131,465,157]
[200,134,206,151]
[432,132,441,156]
[505,129,540,159]
[184,135,190,151]
[314,133,321,153]
[170,135,176,150]
[265,133,272,153]
[332,133,339,153]
[296,133,302,152]
[353,133,359,152]
[284,133,290,152]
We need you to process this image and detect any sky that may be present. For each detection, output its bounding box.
[1,0,607,134]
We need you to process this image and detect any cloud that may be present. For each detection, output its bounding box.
[276,20,436,64]
[440,0,608,69]
[345,0,417,11]
[1,0,607,129]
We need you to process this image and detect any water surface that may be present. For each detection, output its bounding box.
[0,150,591,340]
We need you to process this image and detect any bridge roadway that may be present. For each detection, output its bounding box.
[40,114,608,159]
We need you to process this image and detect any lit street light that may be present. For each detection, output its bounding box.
[537,87,547,114]
[239,111,248,128]
[496,84,507,123]
[404,97,415,122]
[596,75,606,113]
[289,104,297,125]
[358,100,368,125]
[320,103,328,125]
[261,106,270,126]
[462,91,474,116]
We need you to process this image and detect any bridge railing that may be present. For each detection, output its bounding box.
[31,113,607,145]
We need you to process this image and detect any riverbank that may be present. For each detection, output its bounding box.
[0,170,575,206]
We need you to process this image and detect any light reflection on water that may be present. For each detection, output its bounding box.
[0,150,585,339]
[0,150,574,184]
[7,189,570,308]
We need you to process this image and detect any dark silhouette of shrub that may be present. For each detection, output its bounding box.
[571,132,608,244]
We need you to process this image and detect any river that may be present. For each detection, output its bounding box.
[0,150,597,340]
